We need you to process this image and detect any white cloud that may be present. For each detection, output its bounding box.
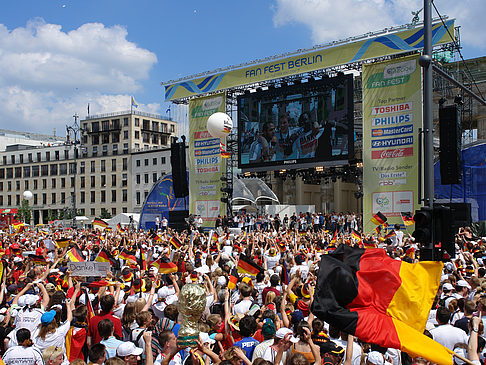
[273,0,486,52]
[0,19,158,133]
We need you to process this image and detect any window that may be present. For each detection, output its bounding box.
[144,174,149,184]
[23,166,30,178]
[101,160,106,172]
[112,144,118,155]
[46,152,50,161]
[55,151,60,160]
[153,158,157,165]
[15,167,21,178]
[91,176,95,188]
[134,143,140,149]
[123,143,129,154]
[7,181,11,191]
[161,136,168,145]
[0,196,2,206]
[33,194,37,204]
[80,192,85,203]
[144,191,149,198]
[153,173,157,182]
[123,207,127,213]
[24,180,28,190]
[51,178,56,189]
[92,146,98,156]
[111,159,116,171]
[91,161,95,173]
[122,173,127,186]
[124,130,129,139]
[80,177,85,188]
[144,159,149,166]
[124,117,129,126]
[135,131,140,139]
[28,153,32,162]
[60,163,67,175]
[122,158,127,171]
[112,175,116,186]
[80,162,85,174]
[16,195,20,206]
[71,177,75,187]
[50,164,58,176]
[111,190,116,202]
[152,121,159,131]
[37,152,41,162]
[61,178,65,188]
[6,168,13,178]
[102,145,108,155]
[0,169,3,179]
[33,180,38,190]
[92,121,100,132]
[42,193,47,205]
[42,179,47,189]
[101,190,106,203]
[162,123,167,133]
[152,134,159,144]
[101,175,106,187]
[16,181,20,190]
[136,160,141,167]
[19,155,23,163]
[2,156,6,165]
[135,118,140,126]
[170,124,175,133]
[112,133,120,143]
[143,133,150,143]
[41,165,48,176]
[64,150,69,159]
[7,195,11,206]
[91,191,95,203]
[91,208,95,216]
[122,189,127,202]
[102,120,110,131]
[102,134,109,144]
[61,192,65,203]
[136,174,140,184]
[51,193,56,204]
[69,163,76,174]
[143,120,150,129]
[136,192,141,205]
[10,155,15,164]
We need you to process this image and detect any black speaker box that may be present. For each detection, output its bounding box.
[170,142,188,198]
[169,210,189,231]
[439,105,462,185]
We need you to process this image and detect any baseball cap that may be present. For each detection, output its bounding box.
[41,310,57,325]
[158,287,169,299]
[457,280,471,289]
[261,318,276,338]
[117,342,144,357]
[275,328,299,343]
[199,332,215,345]
[443,283,454,291]
[367,351,385,365]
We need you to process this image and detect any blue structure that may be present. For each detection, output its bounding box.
[434,142,486,222]
[139,173,188,230]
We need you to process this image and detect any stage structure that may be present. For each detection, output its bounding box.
[161,18,458,228]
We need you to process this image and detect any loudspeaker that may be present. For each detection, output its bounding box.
[169,210,189,231]
[439,105,462,185]
[170,142,188,198]
[438,203,471,232]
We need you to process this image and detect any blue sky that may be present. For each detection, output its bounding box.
[1,0,484,135]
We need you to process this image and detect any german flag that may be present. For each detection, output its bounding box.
[169,236,182,250]
[119,249,137,266]
[55,238,70,249]
[312,245,452,365]
[405,247,415,260]
[67,247,85,262]
[401,212,415,226]
[281,260,289,285]
[351,229,362,245]
[151,233,162,243]
[95,248,115,265]
[278,240,286,253]
[29,254,48,265]
[221,152,231,158]
[237,254,263,276]
[93,218,108,229]
[211,232,219,243]
[138,245,147,271]
[157,257,177,274]
[84,289,95,322]
[383,230,396,240]
[374,225,382,235]
[363,240,377,249]
[371,212,387,226]
[330,230,338,244]
[228,268,238,290]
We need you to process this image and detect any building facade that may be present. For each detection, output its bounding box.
[0,110,178,224]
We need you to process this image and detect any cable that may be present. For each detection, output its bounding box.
[431,0,485,100]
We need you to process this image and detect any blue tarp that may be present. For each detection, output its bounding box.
[139,173,188,230]
[434,142,486,222]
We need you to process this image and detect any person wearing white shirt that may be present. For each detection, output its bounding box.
[429,307,468,350]
[3,328,44,365]
[390,224,404,247]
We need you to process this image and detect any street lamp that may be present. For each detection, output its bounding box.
[66,113,82,228]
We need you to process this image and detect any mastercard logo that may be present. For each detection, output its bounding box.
[372,129,384,137]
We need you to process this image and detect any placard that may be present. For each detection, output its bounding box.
[68,262,111,276]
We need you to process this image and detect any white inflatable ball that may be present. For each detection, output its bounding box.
[207,112,233,138]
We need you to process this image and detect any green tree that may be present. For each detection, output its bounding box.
[18,199,32,224]
[100,208,111,219]
[48,209,57,222]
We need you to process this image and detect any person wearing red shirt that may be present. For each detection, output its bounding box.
[261,274,281,303]
[88,294,122,346]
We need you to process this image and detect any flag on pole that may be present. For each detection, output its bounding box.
[383,230,396,240]
[93,218,108,230]
[95,248,116,266]
[157,257,178,274]
[330,229,338,244]
[371,212,387,225]
[131,96,138,108]
[228,268,238,290]
[28,254,48,265]
[55,238,70,249]
[237,255,263,276]
[169,236,182,250]
[401,212,415,226]
[312,245,452,365]
[281,260,289,285]
[67,247,85,262]
[351,229,362,245]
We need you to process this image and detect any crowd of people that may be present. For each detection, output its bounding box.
[0,213,484,365]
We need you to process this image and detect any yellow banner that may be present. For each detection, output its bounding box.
[165,20,454,101]
[188,93,226,229]
[362,54,422,234]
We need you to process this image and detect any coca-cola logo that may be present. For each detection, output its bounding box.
[371,147,413,159]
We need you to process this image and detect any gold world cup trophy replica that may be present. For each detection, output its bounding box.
[177,283,206,347]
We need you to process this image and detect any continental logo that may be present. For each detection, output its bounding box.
[372,125,413,137]
[372,136,413,148]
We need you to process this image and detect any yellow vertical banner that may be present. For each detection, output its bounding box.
[362,55,422,234]
[189,93,226,229]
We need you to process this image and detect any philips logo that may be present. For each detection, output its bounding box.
[372,114,412,126]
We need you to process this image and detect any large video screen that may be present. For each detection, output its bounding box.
[238,74,354,170]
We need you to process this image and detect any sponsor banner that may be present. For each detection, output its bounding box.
[189,93,226,228]
[362,55,422,232]
[165,20,454,101]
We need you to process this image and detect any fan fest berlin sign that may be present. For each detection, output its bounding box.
[362,55,422,233]
[164,20,454,101]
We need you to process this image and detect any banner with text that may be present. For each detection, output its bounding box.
[362,54,421,234]
[165,20,454,101]
[189,93,226,229]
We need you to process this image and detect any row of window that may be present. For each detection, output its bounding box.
[84,118,174,134]
[0,158,128,179]
[136,156,166,167]
[135,172,160,185]
[2,149,72,165]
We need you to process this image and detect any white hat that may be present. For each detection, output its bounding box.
[443,283,454,291]
[199,332,215,344]
[275,328,299,343]
[457,280,471,289]
[158,287,169,299]
[117,342,144,357]
[13,257,22,263]
[195,265,210,274]
[367,351,385,365]
[444,262,454,271]
[23,294,38,307]
[217,276,227,287]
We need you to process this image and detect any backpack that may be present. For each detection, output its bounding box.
[130,328,146,347]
